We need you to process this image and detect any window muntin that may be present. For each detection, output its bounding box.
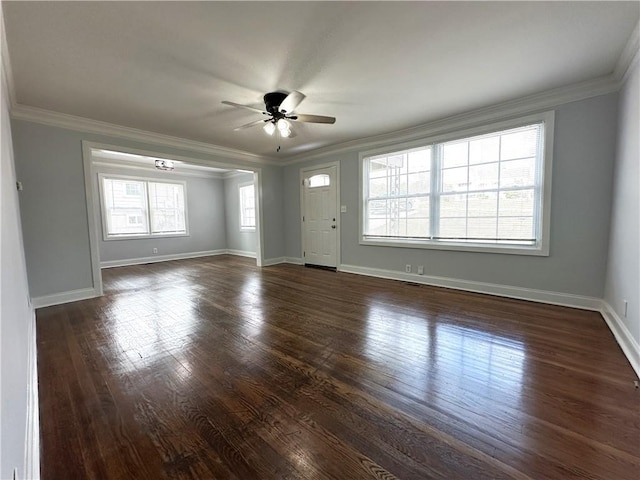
[239,183,256,230]
[100,175,187,239]
[361,117,550,254]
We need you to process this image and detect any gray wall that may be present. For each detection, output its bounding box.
[11,119,285,298]
[1,43,34,479]
[224,172,257,255]
[605,60,639,344]
[9,92,620,301]
[284,93,619,297]
[96,164,227,263]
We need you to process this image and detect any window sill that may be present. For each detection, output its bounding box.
[360,237,549,256]
[104,232,190,241]
[240,227,256,232]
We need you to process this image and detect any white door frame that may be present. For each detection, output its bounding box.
[299,161,341,268]
[81,140,265,296]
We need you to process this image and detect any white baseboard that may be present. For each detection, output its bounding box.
[600,301,640,379]
[31,287,100,309]
[285,257,304,265]
[100,249,228,268]
[226,249,257,259]
[262,256,286,266]
[262,256,304,266]
[338,264,602,311]
[24,308,40,479]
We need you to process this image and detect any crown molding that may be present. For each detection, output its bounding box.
[283,73,620,166]
[10,103,279,166]
[614,20,640,85]
[222,170,254,179]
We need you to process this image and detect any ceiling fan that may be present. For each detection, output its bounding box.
[222,91,336,139]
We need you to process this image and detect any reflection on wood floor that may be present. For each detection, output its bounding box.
[37,255,640,479]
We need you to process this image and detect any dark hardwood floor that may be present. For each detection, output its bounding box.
[36,255,639,479]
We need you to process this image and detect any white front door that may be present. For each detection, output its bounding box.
[302,165,338,268]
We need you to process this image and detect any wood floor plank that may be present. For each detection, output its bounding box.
[37,255,640,479]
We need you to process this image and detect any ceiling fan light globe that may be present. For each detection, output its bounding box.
[277,118,290,132]
[281,128,292,138]
[263,122,276,135]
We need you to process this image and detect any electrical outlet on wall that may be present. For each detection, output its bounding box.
[152,248,158,254]
[405,264,411,273]
[417,266,424,275]
[623,300,628,317]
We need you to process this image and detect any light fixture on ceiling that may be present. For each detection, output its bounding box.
[263,122,276,136]
[155,159,175,171]
[222,91,336,150]
[277,118,291,138]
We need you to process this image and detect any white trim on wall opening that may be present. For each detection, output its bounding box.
[81,141,266,294]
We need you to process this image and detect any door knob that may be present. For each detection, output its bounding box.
[331,225,336,229]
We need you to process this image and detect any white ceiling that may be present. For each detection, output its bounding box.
[4,1,639,161]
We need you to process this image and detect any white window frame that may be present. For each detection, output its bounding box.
[99,173,189,240]
[239,181,256,231]
[359,111,554,256]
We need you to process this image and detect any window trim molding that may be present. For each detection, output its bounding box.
[238,181,256,231]
[358,110,554,256]
[98,173,190,241]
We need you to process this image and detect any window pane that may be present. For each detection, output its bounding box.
[467,192,497,217]
[439,218,466,238]
[469,136,499,165]
[441,167,468,193]
[408,172,430,195]
[443,142,468,168]
[467,217,497,239]
[407,217,430,237]
[408,148,431,173]
[412,196,430,217]
[364,149,431,238]
[239,184,256,228]
[440,193,467,218]
[148,182,186,234]
[499,189,534,217]
[308,174,330,188]
[369,177,388,198]
[500,127,539,160]
[500,158,535,188]
[468,163,499,191]
[369,158,388,178]
[102,178,149,236]
[498,216,534,240]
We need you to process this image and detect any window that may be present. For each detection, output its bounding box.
[239,183,255,230]
[308,174,331,188]
[100,175,187,239]
[361,112,553,255]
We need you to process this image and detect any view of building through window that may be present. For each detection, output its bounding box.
[363,122,544,249]
[101,176,186,238]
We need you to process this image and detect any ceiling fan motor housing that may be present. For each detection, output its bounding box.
[264,92,288,116]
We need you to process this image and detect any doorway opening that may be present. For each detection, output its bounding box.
[82,141,265,296]
[300,162,340,270]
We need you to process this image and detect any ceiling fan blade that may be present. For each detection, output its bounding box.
[290,113,336,124]
[233,119,267,131]
[278,91,306,114]
[222,101,267,115]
